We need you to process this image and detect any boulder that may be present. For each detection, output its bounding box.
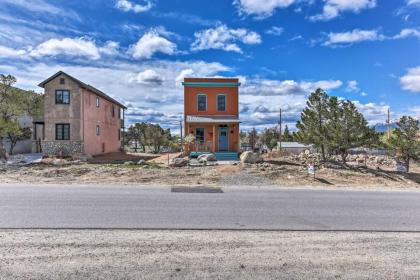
[169,157,189,167]
[123,161,134,165]
[240,151,263,164]
[52,159,69,166]
[197,153,217,163]
[137,159,148,165]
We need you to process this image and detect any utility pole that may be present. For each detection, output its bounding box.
[386,107,391,140]
[179,118,183,149]
[278,108,282,152]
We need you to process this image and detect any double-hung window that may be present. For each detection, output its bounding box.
[55,90,70,104]
[197,94,207,112]
[56,124,70,140]
[96,125,100,136]
[195,128,205,143]
[217,94,226,111]
[96,97,100,107]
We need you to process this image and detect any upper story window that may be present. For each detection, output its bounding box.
[56,124,70,140]
[112,106,115,117]
[197,94,207,112]
[96,97,100,107]
[217,94,226,112]
[118,107,121,119]
[59,78,65,85]
[55,90,70,104]
[96,125,100,136]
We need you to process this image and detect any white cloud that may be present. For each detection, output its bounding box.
[99,41,120,56]
[241,78,343,96]
[346,80,360,92]
[233,0,296,18]
[129,69,164,86]
[0,45,26,58]
[324,29,383,46]
[407,0,420,6]
[310,0,376,21]
[323,28,420,47]
[115,0,152,13]
[29,37,102,60]
[191,25,261,53]
[128,31,177,59]
[393,28,420,39]
[176,69,195,84]
[400,67,420,93]
[265,26,284,36]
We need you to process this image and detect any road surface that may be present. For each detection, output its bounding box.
[1,184,420,231]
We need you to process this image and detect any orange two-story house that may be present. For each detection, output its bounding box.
[183,78,241,158]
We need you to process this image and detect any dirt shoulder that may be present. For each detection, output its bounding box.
[0,230,419,280]
[0,158,419,189]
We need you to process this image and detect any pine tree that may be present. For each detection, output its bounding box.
[296,88,330,161]
[389,116,420,172]
[283,125,293,142]
[331,100,378,163]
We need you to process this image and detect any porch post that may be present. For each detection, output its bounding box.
[212,125,216,153]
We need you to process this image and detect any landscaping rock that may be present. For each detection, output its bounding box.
[169,157,189,167]
[137,159,147,165]
[240,152,263,164]
[123,161,134,165]
[197,153,217,162]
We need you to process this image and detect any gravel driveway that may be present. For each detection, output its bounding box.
[1,230,419,279]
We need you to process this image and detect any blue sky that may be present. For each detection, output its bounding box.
[0,0,419,132]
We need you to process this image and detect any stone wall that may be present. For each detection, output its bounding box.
[41,141,84,156]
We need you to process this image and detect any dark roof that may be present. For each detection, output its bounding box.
[38,71,127,109]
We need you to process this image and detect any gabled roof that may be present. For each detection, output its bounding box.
[38,71,127,109]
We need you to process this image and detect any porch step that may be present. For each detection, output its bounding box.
[215,152,239,161]
[189,152,239,161]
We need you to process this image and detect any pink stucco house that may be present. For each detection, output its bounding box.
[34,71,126,156]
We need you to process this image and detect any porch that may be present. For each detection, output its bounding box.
[185,116,240,154]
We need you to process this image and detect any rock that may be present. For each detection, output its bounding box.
[52,159,69,166]
[137,159,148,165]
[123,161,134,165]
[197,153,217,162]
[72,154,92,162]
[240,151,263,164]
[169,157,189,167]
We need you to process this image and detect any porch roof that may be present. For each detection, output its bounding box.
[186,115,240,124]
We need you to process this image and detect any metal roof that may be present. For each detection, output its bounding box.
[186,115,240,123]
[278,142,312,148]
[38,71,127,109]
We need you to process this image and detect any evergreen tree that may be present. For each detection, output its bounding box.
[296,88,330,161]
[261,127,279,150]
[331,100,378,163]
[282,125,293,142]
[389,116,420,172]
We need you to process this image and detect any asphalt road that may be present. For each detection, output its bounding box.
[1,184,420,231]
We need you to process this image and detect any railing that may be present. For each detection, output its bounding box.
[184,141,213,152]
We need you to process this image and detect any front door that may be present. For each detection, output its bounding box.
[218,127,229,151]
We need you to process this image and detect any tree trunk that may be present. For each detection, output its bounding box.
[320,144,326,162]
[0,137,7,160]
[9,140,16,156]
[341,151,347,164]
[406,156,410,173]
